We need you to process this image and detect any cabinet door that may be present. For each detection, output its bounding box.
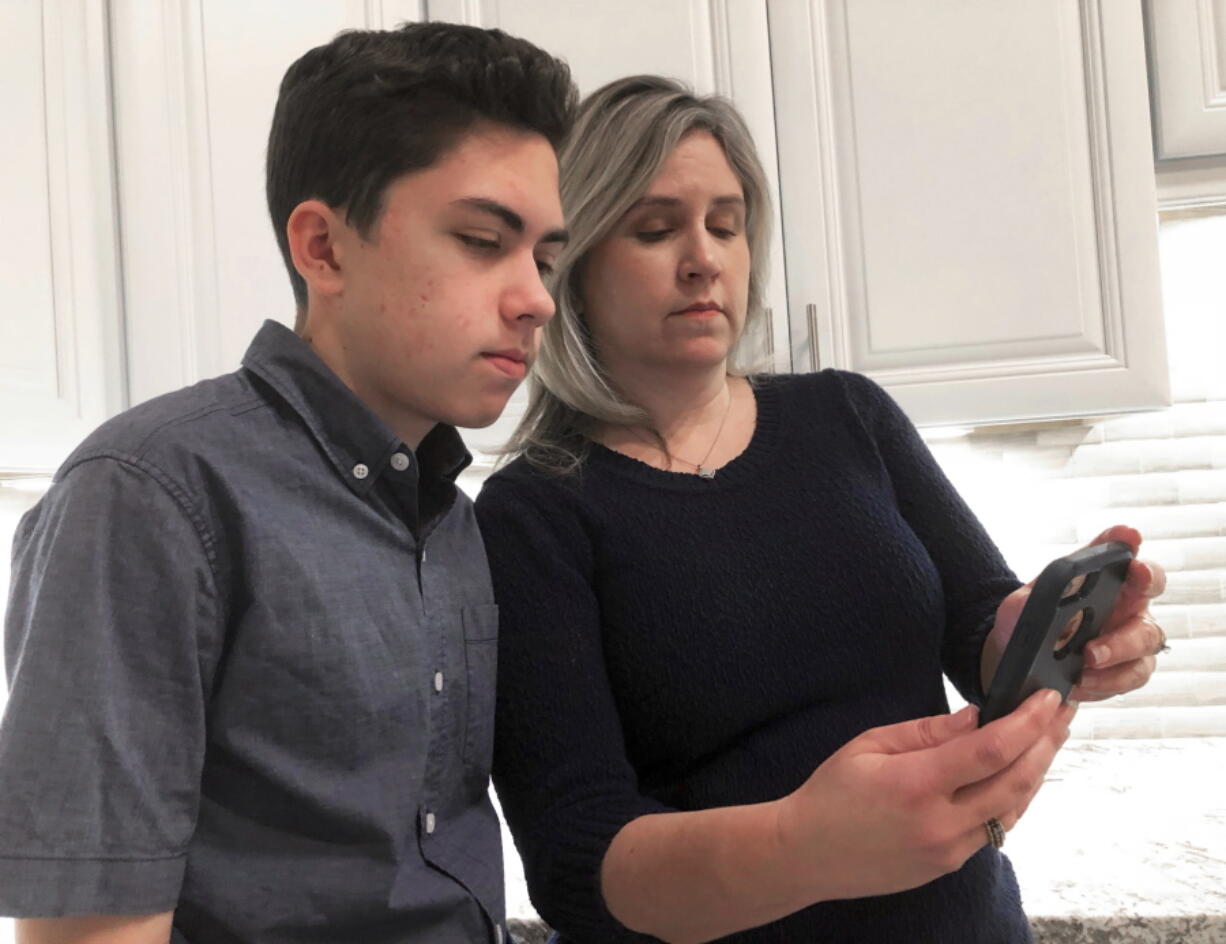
[770,0,1170,427]
[110,0,424,407]
[0,1,125,472]
[1146,0,1226,160]
[427,1,790,462]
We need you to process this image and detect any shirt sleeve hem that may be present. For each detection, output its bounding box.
[0,853,185,918]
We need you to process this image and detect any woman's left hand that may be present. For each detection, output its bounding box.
[987,525,1168,703]
[1068,525,1168,701]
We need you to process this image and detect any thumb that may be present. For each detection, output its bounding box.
[856,704,979,757]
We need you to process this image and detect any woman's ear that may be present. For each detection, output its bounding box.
[286,200,347,301]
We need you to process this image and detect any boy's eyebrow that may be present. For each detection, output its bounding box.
[451,197,569,246]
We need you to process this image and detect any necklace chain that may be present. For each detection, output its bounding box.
[635,384,733,479]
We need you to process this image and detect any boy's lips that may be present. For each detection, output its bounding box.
[482,350,529,380]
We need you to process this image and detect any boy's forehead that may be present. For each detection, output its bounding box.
[389,127,563,223]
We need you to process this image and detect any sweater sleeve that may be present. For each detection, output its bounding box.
[476,474,672,943]
[835,371,1022,705]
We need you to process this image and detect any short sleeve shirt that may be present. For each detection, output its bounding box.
[0,320,505,944]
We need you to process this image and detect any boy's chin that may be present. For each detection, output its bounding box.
[451,401,512,431]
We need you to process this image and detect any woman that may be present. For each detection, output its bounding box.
[475,76,1167,943]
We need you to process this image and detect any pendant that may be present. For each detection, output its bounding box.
[698,466,716,479]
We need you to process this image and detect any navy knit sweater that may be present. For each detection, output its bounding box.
[475,370,1031,943]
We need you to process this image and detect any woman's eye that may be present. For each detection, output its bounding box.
[536,259,555,277]
[709,227,738,239]
[457,234,500,251]
[636,229,671,243]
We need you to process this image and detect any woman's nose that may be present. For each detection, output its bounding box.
[680,232,721,282]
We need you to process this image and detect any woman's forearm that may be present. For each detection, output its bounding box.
[600,801,815,944]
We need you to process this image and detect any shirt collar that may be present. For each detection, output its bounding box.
[241,320,471,497]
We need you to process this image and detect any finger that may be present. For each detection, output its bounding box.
[1084,524,1141,555]
[1104,559,1168,632]
[1072,654,1157,701]
[928,689,1062,792]
[1128,558,1167,600]
[1085,612,1166,669]
[946,702,1071,863]
[953,710,1071,823]
[857,704,979,756]
[953,810,1020,862]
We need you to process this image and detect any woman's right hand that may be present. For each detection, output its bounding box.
[774,689,1072,903]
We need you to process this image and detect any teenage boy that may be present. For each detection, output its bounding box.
[0,22,574,944]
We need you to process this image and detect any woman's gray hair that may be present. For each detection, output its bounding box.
[504,75,774,475]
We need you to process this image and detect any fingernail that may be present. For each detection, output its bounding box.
[1041,690,1062,711]
[1089,644,1110,666]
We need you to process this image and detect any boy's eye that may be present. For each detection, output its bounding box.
[636,229,671,242]
[709,227,738,239]
[536,259,555,277]
[457,234,500,251]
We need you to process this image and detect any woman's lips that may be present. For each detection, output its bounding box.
[671,303,723,318]
[482,353,528,380]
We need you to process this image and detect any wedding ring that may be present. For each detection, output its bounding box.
[1141,614,1170,654]
[983,817,1006,850]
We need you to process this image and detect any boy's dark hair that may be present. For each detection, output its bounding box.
[266,22,577,318]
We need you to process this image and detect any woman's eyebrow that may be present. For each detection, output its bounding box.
[627,194,745,211]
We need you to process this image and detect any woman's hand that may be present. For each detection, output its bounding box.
[986,525,1168,702]
[773,690,1072,903]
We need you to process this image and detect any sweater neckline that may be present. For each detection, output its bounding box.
[585,375,782,491]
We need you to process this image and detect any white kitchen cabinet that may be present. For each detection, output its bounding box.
[0,1,125,472]
[769,0,1170,427]
[6,1,1178,473]
[1145,0,1226,161]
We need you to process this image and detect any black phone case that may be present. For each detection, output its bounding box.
[979,541,1134,726]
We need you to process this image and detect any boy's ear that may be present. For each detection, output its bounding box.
[287,200,347,300]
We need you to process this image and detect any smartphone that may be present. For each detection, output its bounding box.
[979,541,1134,726]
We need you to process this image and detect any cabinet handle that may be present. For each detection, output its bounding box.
[763,307,774,358]
[806,303,820,370]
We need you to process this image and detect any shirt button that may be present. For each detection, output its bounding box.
[390,452,410,472]
[425,811,436,835]
[352,463,369,480]
[433,671,444,693]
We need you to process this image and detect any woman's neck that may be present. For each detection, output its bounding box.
[608,362,731,440]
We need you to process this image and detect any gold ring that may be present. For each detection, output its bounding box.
[983,817,1005,849]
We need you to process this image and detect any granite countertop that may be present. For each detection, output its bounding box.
[504,738,1226,943]
[1007,737,1226,943]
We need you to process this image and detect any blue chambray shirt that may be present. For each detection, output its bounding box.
[0,320,506,943]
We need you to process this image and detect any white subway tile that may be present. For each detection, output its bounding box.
[1176,470,1226,504]
[1109,475,1180,507]
[1160,571,1226,605]
[1099,411,1175,442]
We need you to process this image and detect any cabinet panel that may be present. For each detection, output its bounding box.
[0,1,125,472]
[771,0,1169,426]
[1146,0,1226,160]
[112,0,423,406]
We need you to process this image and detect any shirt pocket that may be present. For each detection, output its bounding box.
[460,604,499,789]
